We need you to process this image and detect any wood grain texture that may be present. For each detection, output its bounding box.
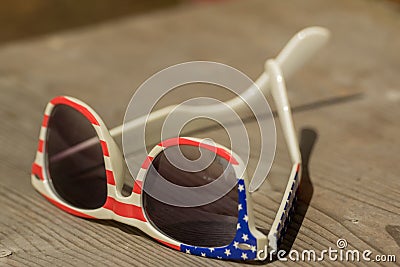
[0,0,399,266]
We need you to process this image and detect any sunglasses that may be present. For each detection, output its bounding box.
[31,27,329,261]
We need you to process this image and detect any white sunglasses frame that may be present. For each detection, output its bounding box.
[31,26,329,261]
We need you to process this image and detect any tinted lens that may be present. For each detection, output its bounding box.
[143,145,238,247]
[46,104,107,209]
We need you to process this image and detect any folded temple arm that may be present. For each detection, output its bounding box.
[265,59,302,251]
[50,27,329,177]
[110,27,330,139]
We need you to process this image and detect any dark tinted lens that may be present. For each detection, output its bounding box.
[46,104,107,209]
[143,145,238,247]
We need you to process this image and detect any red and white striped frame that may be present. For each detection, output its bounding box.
[31,96,267,254]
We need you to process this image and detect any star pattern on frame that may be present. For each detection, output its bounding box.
[180,179,258,260]
[224,249,231,256]
[242,234,249,242]
[238,184,244,192]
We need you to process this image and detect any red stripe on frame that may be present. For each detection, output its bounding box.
[100,140,109,157]
[159,137,239,165]
[50,96,99,125]
[38,140,44,153]
[32,163,43,180]
[103,197,147,222]
[42,115,49,127]
[156,238,180,251]
[141,156,153,169]
[159,137,188,147]
[42,194,96,219]
[132,180,143,194]
[106,170,116,185]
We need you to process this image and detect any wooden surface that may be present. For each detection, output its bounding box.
[0,0,399,266]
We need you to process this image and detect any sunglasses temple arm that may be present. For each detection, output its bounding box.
[267,60,301,165]
[267,163,301,251]
[49,27,330,162]
[265,59,302,251]
[257,28,329,245]
[110,27,330,139]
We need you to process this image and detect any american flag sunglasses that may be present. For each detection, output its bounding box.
[31,27,329,261]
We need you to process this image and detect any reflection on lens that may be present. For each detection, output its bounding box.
[143,145,238,247]
[46,104,107,209]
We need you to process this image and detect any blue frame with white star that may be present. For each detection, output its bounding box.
[179,162,302,261]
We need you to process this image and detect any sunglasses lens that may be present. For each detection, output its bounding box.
[143,144,238,247]
[46,104,107,209]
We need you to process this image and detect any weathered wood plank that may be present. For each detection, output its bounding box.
[0,0,399,266]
